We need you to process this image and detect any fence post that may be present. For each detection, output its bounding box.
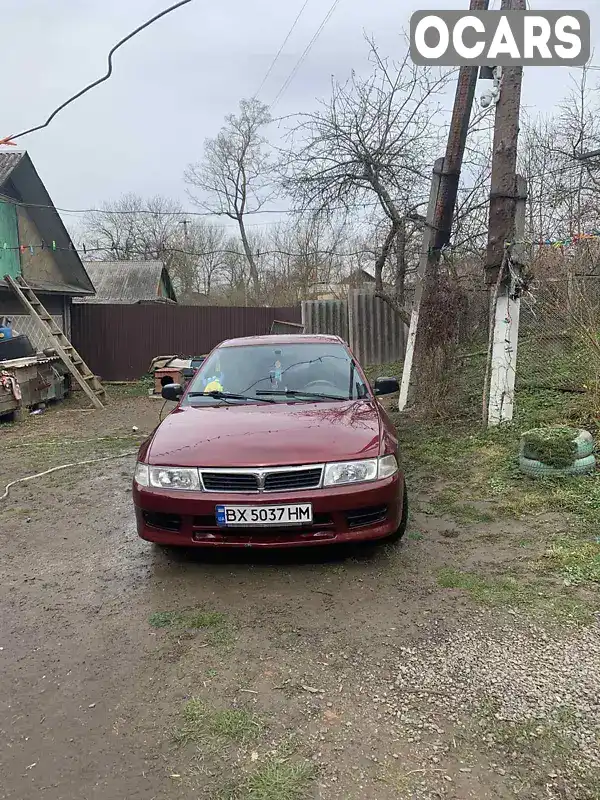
[399,158,444,411]
[486,175,527,426]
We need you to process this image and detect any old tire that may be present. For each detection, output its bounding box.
[519,454,596,478]
[385,483,409,544]
[520,429,594,461]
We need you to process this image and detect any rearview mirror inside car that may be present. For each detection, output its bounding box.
[374,377,399,396]
[162,383,183,401]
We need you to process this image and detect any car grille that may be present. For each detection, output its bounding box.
[199,467,323,493]
[202,472,259,492]
[345,505,388,529]
[263,468,322,492]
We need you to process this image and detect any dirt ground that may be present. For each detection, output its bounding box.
[1,391,599,800]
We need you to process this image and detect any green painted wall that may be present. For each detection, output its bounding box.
[0,201,20,279]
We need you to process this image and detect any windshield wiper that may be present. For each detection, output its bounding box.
[256,389,348,401]
[188,391,276,404]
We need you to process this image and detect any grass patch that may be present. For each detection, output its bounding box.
[427,489,495,523]
[437,568,592,624]
[149,608,227,629]
[398,385,600,530]
[175,698,263,745]
[438,568,532,606]
[545,537,600,586]
[246,759,316,800]
[521,426,579,468]
[492,716,576,761]
[106,379,153,398]
[149,607,235,646]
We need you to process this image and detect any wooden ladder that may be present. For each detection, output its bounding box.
[4,274,106,409]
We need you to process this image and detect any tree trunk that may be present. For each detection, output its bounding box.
[373,221,410,326]
[394,220,407,307]
[237,215,260,298]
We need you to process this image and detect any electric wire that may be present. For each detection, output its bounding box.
[0,159,587,220]
[253,0,311,99]
[0,0,194,146]
[270,0,342,108]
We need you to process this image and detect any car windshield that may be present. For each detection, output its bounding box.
[182,342,368,405]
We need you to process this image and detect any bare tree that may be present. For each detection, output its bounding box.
[281,39,451,320]
[83,193,184,268]
[185,98,273,298]
[173,220,228,298]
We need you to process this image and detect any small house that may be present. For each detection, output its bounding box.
[0,151,95,348]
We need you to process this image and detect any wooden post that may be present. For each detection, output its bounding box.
[486,175,527,426]
[485,0,526,286]
[399,158,444,411]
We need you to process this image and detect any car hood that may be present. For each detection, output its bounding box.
[146,400,382,468]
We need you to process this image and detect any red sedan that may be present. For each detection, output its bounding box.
[133,335,407,549]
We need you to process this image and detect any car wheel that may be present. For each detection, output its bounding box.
[384,483,408,544]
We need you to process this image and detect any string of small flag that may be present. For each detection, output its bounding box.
[0,241,105,256]
[507,231,600,248]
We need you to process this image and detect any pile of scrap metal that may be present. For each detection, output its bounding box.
[148,354,207,397]
[0,318,70,421]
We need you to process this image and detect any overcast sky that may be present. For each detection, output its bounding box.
[2,0,599,232]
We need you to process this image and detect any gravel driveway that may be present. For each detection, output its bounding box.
[1,393,598,799]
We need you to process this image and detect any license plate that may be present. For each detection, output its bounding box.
[215,504,313,527]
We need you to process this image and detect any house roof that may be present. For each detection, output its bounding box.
[0,150,94,295]
[74,261,177,304]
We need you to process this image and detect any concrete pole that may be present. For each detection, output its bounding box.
[487,175,527,426]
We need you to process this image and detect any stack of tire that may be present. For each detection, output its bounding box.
[519,427,596,478]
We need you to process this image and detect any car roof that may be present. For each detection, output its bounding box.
[219,334,346,348]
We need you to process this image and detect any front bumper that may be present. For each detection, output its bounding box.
[133,473,404,548]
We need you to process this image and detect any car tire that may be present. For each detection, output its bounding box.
[384,483,408,544]
[519,454,596,478]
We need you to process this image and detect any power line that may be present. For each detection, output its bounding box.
[0,160,586,219]
[0,0,194,146]
[253,0,311,99]
[0,242,402,259]
[0,159,589,249]
[270,0,342,109]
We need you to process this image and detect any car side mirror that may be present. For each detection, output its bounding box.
[374,377,399,396]
[162,383,183,401]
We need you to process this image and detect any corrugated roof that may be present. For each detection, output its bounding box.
[0,151,24,185]
[74,261,177,303]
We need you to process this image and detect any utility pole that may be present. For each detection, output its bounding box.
[482,0,526,426]
[431,0,490,259]
[180,219,190,250]
[399,0,490,410]
[485,175,527,425]
[485,0,526,285]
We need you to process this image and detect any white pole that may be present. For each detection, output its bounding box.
[487,286,520,425]
[399,158,443,411]
[487,175,527,426]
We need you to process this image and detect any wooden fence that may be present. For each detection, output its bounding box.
[301,291,407,366]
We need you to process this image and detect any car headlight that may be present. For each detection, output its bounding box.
[134,462,201,491]
[323,456,398,487]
